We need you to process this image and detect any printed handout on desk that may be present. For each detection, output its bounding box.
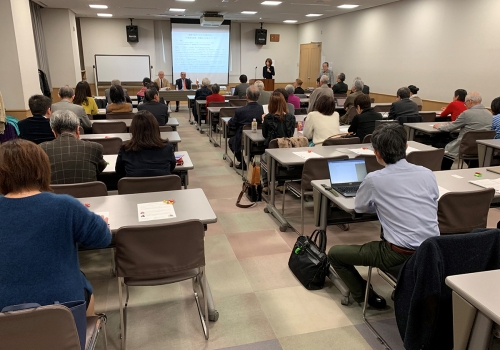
[406,146,419,154]
[438,186,450,199]
[349,148,375,155]
[138,202,177,222]
[293,151,323,160]
[469,178,500,193]
[95,212,110,227]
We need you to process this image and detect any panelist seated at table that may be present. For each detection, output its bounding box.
[302,94,340,145]
[387,87,422,125]
[174,72,192,112]
[435,91,493,170]
[154,71,170,90]
[40,110,107,184]
[107,85,133,113]
[105,79,132,104]
[348,94,383,142]
[0,139,111,315]
[115,111,176,178]
[328,123,439,309]
[228,86,264,170]
[440,89,468,121]
[137,87,169,126]
[206,84,225,107]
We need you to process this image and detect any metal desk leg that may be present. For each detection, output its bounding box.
[187,98,194,124]
[222,123,233,167]
[243,135,251,180]
[266,156,289,232]
[319,192,328,231]
[478,144,493,167]
[208,110,213,143]
[408,127,416,141]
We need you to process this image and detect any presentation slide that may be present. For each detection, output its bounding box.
[171,23,230,85]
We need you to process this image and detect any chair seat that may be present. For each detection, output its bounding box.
[124,268,201,286]
[381,263,405,282]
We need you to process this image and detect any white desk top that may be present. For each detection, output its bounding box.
[477,139,500,148]
[97,108,138,115]
[91,118,179,128]
[446,269,500,325]
[81,131,181,143]
[103,151,193,173]
[404,122,446,133]
[77,188,217,232]
[242,129,303,142]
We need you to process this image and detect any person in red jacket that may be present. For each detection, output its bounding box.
[206,84,225,107]
[440,89,467,121]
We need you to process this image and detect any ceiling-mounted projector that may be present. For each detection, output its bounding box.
[200,12,224,27]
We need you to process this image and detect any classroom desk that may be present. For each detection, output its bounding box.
[265,141,435,231]
[187,95,196,123]
[477,139,500,167]
[446,270,500,350]
[206,103,233,146]
[158,90,197,103]
[97,108,138,116]
[299,98,309,106]
[91,118,179,131]
[103,151,194,188]
[81,131,181,151]
[220,117,234,167]
[404,122,446,141]
[77,188,217,233]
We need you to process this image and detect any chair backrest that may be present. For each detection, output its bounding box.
[301,156,349,191]
[268,139,279,149]
[115,220,205,278]
[335,93,347,98]
[373,105,391,113]
[106,112,135,120]
[347,107,359,123]
[209,102,230,108]
[0,304,81,350]
[419,112,436,122]
[225,95,240,100]
[117,175,182,195]
[459,130,496,156]
[229,99,247,107]
[362,134,372,143]
[219,107,238,119]
[359,154,384,173]
[88,137,122,155]
[438,188,495,234]
[295,94,307,99]
[92,121,127,134]
[79,126,85,135]
[322,137,360,146]
[159,125,173,132]
[406,148,445,171]
[51,181,108,198]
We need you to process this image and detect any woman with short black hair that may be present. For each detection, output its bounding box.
[107,85,133,113]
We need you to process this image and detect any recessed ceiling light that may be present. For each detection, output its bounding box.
[261,1,282,5]
[89,4,108,9]
[283,20,297,23]
[306,14,323,17]
[241,11,257,14]
[169,8,186,12]
[337,4,359,9]
[97,13,112,17]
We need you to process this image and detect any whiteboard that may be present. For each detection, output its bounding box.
[95,55,150,83]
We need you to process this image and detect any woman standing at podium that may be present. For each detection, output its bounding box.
[263,58,275,79]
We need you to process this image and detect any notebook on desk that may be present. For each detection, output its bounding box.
[487,167,500,175]
[328,159,367,197]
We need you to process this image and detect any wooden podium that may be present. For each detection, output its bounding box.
[249,79,275,91]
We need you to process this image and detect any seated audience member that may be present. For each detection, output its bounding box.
[228,86,264,170]
[341,78,365,124]
[40,110,106,184]
[318,62,334,87]
[105,79,132,104]
[193,77,212,124]
[408,85,423,108]
[115,111,176,177]
[351,77,370,95]
[18,95,55,144]
[206,84,225,107]
[387,87,421,124]
[275,88,295,115]
[51,86,91,129]
[0,139,111,315]
[234,75,250,99]
[137,77,152,104]
[332,73,349,94]
[293,79,305,95]
[435,92,493,169]
[491,97,500,139]
[107,85,133,113]
[348,94,383,142]
[255,80,271,106]
[440,89,468,121]
[307,75,334,113]
[285,84,301,109]
[328,123,439,309]
[147,82,167,105]
[73,80,98,116]
[303,95,340,145]
[261,92,296,193]
[137,87,169,126]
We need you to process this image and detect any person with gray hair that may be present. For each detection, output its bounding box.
[307,74,334,113]
[105,79,132,104]
[387,87,421,124]
[192,77,212,125]
[285,84,300,109]
[51,86,91,130]
[39,110,106,184]
[435,91,493,169]
[228,85,264,169]
[255,80,271,106]
[351,76,370,94]
[317,62,334,87]
[341,78,366,124]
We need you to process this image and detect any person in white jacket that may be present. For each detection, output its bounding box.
[302,94,340,145]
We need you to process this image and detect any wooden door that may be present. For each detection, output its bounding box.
[299,43,321,89]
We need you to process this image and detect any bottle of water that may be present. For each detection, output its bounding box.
[251,118,257,133]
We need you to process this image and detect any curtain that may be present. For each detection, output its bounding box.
[29,1,52,91]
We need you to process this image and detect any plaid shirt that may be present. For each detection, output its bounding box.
[40,133,107,184]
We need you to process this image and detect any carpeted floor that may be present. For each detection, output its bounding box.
[80,107,500,349]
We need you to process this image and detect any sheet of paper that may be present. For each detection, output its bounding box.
[95,212,110,228]
[469,178,500,193]
[138,202,177,222]
[451,174,464,179]
[438,186,450,199]
[406,146,420,154]
[293,151,323,160]
[429,124,435,126]
[263,105,268,114]
[348,148,375,155]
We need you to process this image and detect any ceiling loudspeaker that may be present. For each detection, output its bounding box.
[126,25,139,43]
[255,29,267,45]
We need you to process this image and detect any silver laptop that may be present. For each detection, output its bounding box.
[328,159,368,197]
[230,87,235,95]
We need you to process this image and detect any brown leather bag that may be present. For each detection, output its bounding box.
[236,160,262,208]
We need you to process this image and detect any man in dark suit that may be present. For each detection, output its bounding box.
[174,72,192,112]
[388,87,421,124]
[39,110,106,184]
[332,73,348,94]
[18,94,55,144]
[137,88,169,125]
[228,86,264,169]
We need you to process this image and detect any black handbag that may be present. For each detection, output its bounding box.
[288,230,329,290]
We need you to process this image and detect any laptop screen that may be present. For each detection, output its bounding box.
[336,98,346,107]
[230,87,235,95]
[328,159,367,184]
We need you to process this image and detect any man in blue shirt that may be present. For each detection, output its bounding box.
[328,123,439,308]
